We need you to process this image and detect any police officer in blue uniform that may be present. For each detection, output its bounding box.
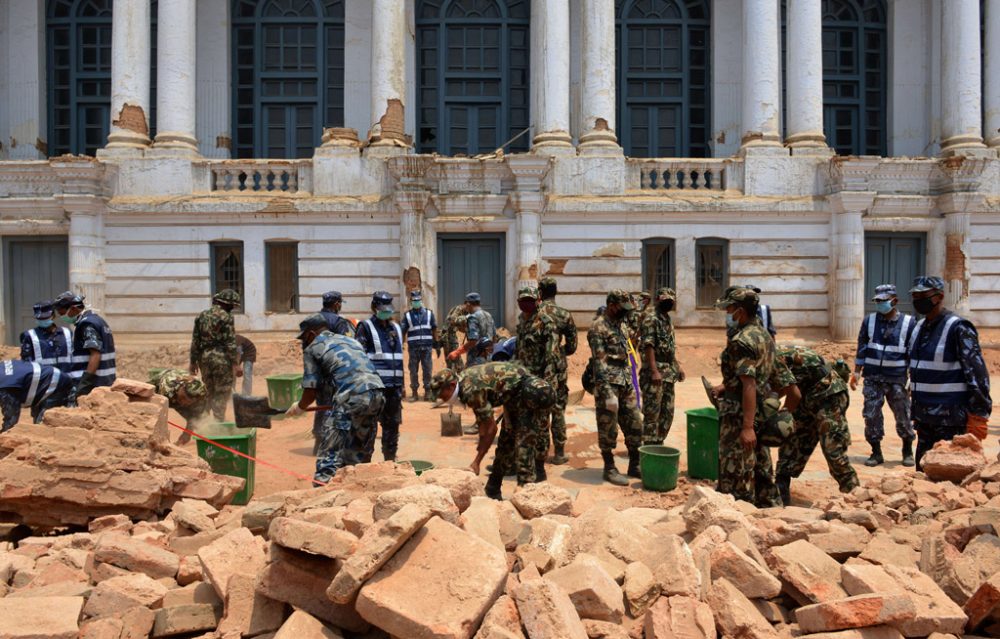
[0,360,73,431]
[354,291,405,462]
[319,290,355,338]
[400,290,439,402]
[850,284,918,467]
[53,291,117,399]
[19,300,73,421]
[908,276,992,470]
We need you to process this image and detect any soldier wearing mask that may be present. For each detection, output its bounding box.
[907,276,992,469]
[513,285,558,481]
[54,291,117,400]
[639,287,685,446]
[537,276,577,465]
[354,291,405,462]
[851,284,917,467]
[189,289,240,421]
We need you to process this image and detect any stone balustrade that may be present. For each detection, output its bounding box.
[206,160,311,194]
[627,159,738,192]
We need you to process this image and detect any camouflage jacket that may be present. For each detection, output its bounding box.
[466,308,496,342]
[719,318,787,418]
[302,331,384,404]
[777,345,847,412]
[639,309,680,382]
[190,306,237,366]
[457,362,532,423]
[539,300,578,373]
[588,313,634,389]
[445,304,468,348]
[514,310,557,381]
[154,368,206,419]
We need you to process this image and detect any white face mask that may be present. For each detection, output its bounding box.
[725,312,739,329]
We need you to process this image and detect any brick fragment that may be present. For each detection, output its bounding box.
[706,578,779,639]
[512,578,588,639]
[770,539,848,605]
[544,556,624,623]
[710,540,782,599]
[795,594,917,634]
[151,604,220,638]
[94,533,180,579]
[197,527,266,599]
[272,610,345,639]
[0,596,84,639]
[643,595,717,639]
[267,517,358,559]
[510,483,573,519]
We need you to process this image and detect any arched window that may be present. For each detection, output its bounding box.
[616,0,710,158]
[819,0,887,155]
[232,0,345,158]
[416,0,530,155]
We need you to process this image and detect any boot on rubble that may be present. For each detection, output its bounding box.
[602,451,629,486]
[534,458,547,483]
[627,449,642,479]
[864,442,884,467]
[901,439,915,467]
[551,444,569,465]
[776,474,791,506]
[485,464,504,500]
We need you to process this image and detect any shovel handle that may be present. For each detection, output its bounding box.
[306,405,332,412]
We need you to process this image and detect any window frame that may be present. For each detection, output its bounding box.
[210,241,246,312]
[695,237,729,309]
[265,241,300,313]
[641,237,677,294]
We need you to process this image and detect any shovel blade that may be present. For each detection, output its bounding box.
[440,412,462,437]
[232,393,277,429]
[701,377,720,411]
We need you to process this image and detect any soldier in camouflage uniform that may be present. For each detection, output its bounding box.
[588,289,644,485]
[288,315,386,483]
[712,287,794,507]
[444,303,469,373]
[639,287,685,445]
[774,346,859,504]
[538,276,577,465]
[151,368,208,444]
[448,292,496,366]
[189,289,240,421]
[429,363,554,500]
[513,285,558,480]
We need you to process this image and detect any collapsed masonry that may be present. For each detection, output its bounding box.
[1,385,1000,638]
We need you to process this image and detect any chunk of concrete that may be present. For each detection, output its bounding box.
[652,535,701,598]
[373,484,460,524]
[858,533,919,569]
[512,578,588,639]
[267,517,358,559]
[510,483,573,519]
[770,539,849,605]
[795,594,917,634]
[544,556,624,623]
[356,517,509,639]
[463,497,505,551]
[711,541,782,599]
[643,595,717,639]
[272,610,345,639]
[921,434,987,482]
[707,578,779,639]
[0,596,84,639]
[197,526,267,600]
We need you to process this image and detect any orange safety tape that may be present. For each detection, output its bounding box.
[167,421,325,486]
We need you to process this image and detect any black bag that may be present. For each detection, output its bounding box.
[582,359,595,395]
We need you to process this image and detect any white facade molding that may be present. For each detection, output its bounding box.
[986,0,1000,149]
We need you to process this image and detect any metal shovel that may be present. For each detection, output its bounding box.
[232,393,331,430]
[440,404,462,437]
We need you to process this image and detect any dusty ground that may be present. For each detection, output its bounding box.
[7,327,1000,507]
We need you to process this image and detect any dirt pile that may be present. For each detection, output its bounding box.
[0,380,244,527]
[3,460,1000,638]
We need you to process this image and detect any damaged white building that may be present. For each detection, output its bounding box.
[1,0,1000,340]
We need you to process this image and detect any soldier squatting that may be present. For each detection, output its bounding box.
[2,275,991,507]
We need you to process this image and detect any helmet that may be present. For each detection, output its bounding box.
[214,289,241,306]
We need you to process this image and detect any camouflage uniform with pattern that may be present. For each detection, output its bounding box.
[445,304,468,373]
[152,368,208,422]
[538,285,578,459]
[774,346,859,494]
[588,297,643,463]
[189,293,239,421]
[465,308,496,366]
[514,288,559,466]
[455,362,555,484]
[639,288,681,445]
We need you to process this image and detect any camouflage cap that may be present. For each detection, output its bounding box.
[517,285,538,300]
[831,359,851,383]
[538,276,558,288]
[742,284,763,294]
[606,289,635,311]
[910,276,945,293]
[714,286,758,309]
[872,284,897,301]
[181,377,207,399]
[656,287,676,301]
[214,289,241,305]
[429,369,459,397]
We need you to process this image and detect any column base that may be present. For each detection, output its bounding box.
[531,130,575,157]
[363,144,410,159]
[99,129,151,158]
[578,128,622,156]
[785,130,828,148]
[739,142,789,158]
[149,132,200,157]
[789,145,835,158]
[940,134,990,157]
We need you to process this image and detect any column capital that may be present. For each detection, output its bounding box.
[827,191,876,215]
[507,155,551,191]
[510,192,546,214]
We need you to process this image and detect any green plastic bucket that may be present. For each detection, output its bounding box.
[196,422,256,505]
[639,445,681,492]
[404,460,434,476]
[686,407,720,481]
[266,373,303,411]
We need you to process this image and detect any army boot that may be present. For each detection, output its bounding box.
[551,444,569,465]
[534,458,547,483]
[901,439,915,467]
[864,443,884,467]
[776,474,791,506]
[602,452,629,486]
[485,465,504,500]
[627,449,642,479]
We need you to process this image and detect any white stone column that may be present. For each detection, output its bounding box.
[941,0,987,155]
[196,0,230,158]
[368,0,408,147]
[531,0,573,153]
[785,0,826,149]
[68,205,106,312]
[986,0,1000,149]
[828,192,873,341]
[741,0,782,150]
[939,193,981,314]
[509,156,551,286]
[103,0,151,153]
[578,0,618,153]
[4,0,46,159]
[152,0,198,155]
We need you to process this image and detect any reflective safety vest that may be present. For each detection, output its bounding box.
[362,319,404,387]
[858,312,914,381]
[0,360,68,406]
[403,308,435,348]
[70,311,117,387]
[909,313,969,406]
[20,326,72,373]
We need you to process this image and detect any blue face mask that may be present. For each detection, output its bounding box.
[58,313,76,325]
[875,300,894,315]
[411,301,422,309]
[37,319,54,328]
[725,312,739,330]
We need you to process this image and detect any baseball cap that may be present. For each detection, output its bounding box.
[465,292,481,304]
[872,284,897,301]
[33,301,54,320]
[410,290,423,301]
[656,287,676,301]
[606,289,635,311]
[910,276,945,293]
[517,286,538,300]
[715,286,759,309]
[429,369,459,396]
[322,291,343,305]
[297,313,328,339]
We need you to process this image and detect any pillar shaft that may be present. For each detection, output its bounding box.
[369,0,407,146]
[531,0,572,152]
[68,208,106,312]
[579,0,618,152]
[941,0,986,154]
[741,0,782,148]
[4,0,46,159]
[986,0,1000,148]
[785,0,825,148]
[105,0,151,151]
[153,0,198,154]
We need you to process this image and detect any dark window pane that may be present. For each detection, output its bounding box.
[266,243,299,312]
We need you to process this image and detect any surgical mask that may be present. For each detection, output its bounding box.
[657,300,674,314]
[913,296,938,316]
[725,312,739,330]
[411,301,422,309]
[376,310,393,321]
[58,314,76,325]
[875,300,893,315]
[37,319,54,328]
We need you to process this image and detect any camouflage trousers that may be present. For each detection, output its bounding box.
[537,370,568,457]
[0,390,23,432]
[315,389,385,482]
[776,393,859,494]
[862,378,914,443]
[408,348,433,395]
[639,368,675,445]
[595,381,643,456]
[494,406,545,484]
[199,352,235,422]
[718,412,782,508]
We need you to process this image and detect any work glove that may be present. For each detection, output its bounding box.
[967,414,989,440]
[285,403,305,418]
[849,373,858,391]
[76,372,98,398]
[447,348,462,361]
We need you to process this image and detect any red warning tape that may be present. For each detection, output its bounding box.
[167,421,325,486]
